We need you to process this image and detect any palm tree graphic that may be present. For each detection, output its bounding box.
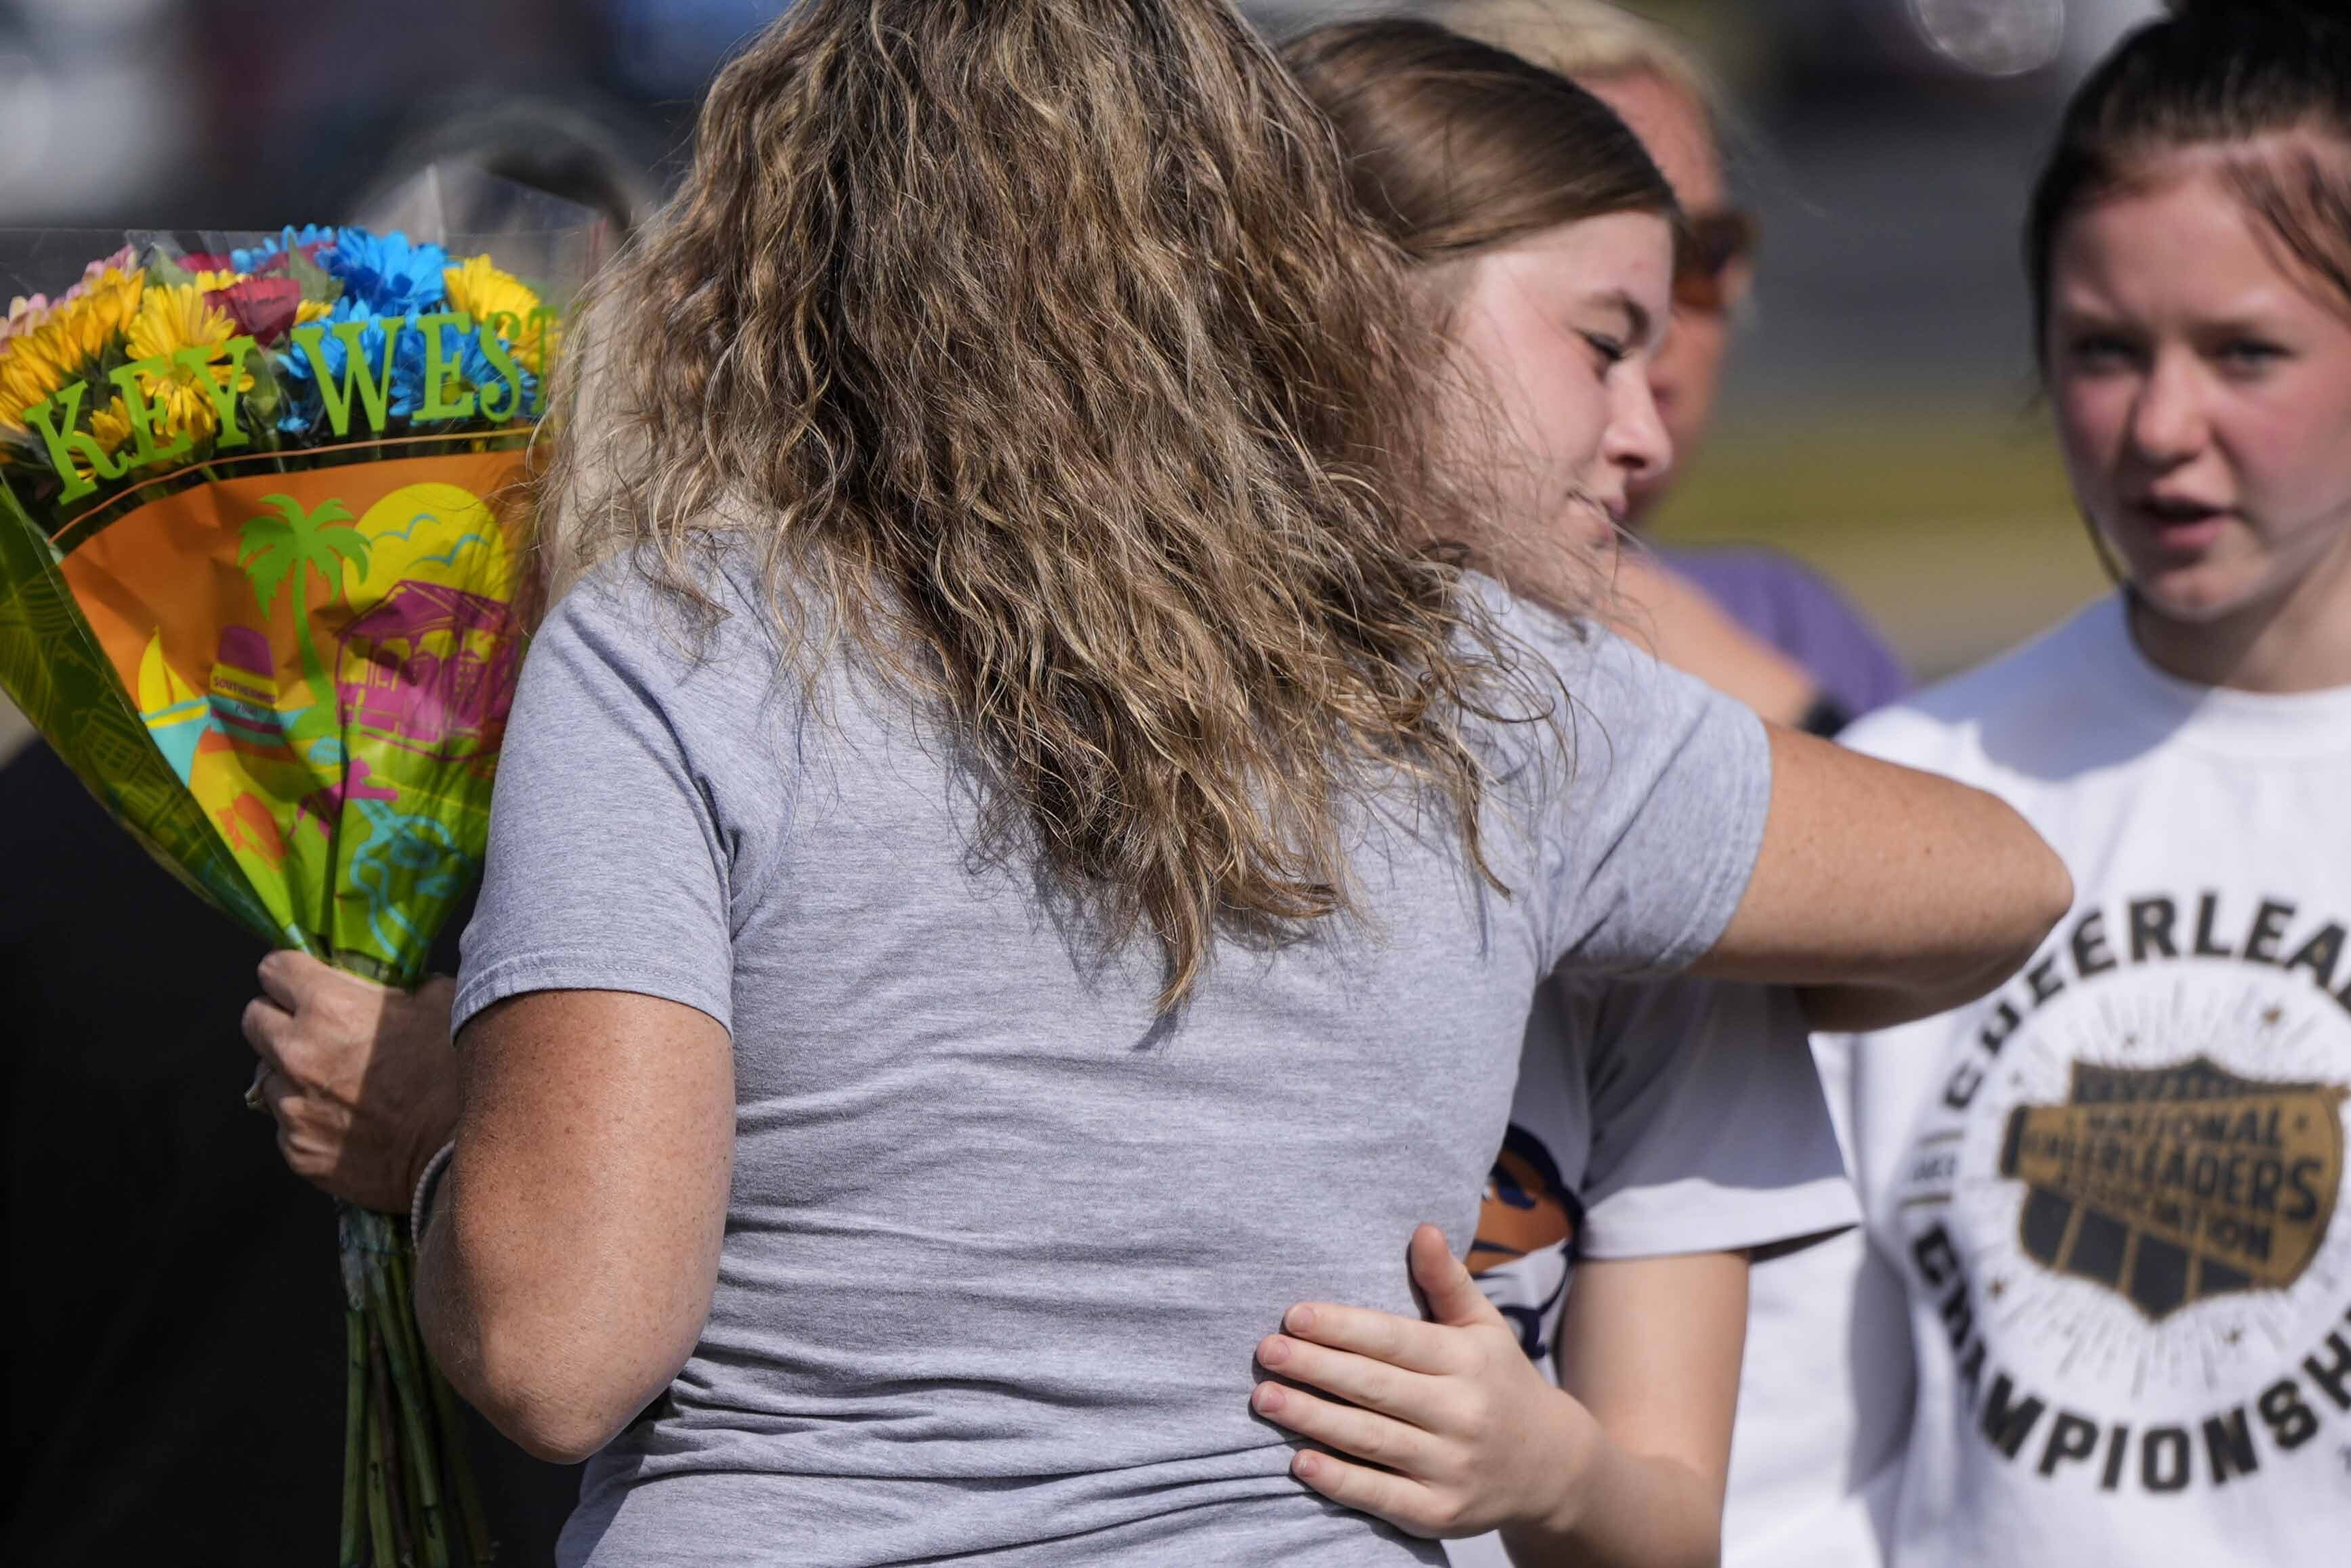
[238,492,371,722]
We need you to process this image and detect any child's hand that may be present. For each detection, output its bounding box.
[1251,1222,1600,1539]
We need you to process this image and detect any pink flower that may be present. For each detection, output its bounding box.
[1,293,53,347]
[68,246,137,299]
[1,245,140,346]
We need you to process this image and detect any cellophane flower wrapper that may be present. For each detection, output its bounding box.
[0,165,606,1567]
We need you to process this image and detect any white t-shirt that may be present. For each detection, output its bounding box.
[1449,972,1859,1568]
[1733,595,2351,1568]
[1720,1054,1913,1568]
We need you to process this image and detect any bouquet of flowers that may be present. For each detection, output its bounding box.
[0,167,599,1565]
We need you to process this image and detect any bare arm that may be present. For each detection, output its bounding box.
[1498,1252,1748,1568]
[415,989,735,1464]
[1690,725,2071,1030]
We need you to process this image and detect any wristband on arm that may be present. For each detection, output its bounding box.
[410,1141,457,1243]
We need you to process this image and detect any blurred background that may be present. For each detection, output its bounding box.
[0,0,2169,755]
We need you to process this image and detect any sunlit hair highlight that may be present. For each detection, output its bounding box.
[532,0,1544,1007]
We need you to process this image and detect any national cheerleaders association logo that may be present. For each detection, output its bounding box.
[1998,1056,2346,1321]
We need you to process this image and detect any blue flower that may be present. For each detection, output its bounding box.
[389,315,539,427]
[454,325,537,421]
[275,304,532,435]
[230,224,338,276]
[276,299,430,435]
[390,313,434,415]
[319,228,448,317]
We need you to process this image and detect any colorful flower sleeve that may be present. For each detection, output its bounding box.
[0,167,606,1567]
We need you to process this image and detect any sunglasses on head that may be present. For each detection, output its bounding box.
[1673,209,1758,314]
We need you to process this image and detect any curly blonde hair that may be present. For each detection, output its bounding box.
[533,0,1558,1007]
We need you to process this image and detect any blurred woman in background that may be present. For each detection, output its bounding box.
[1743,3,2351,1563]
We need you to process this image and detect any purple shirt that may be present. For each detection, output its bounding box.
[1657,545,1909,721]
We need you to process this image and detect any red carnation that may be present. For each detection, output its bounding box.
[205,275,303,345]
[181,251,238,274]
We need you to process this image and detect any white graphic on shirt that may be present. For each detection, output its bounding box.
[1470,1123,1582,1362]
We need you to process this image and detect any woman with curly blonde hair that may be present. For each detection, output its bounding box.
[236,3,2067,1563]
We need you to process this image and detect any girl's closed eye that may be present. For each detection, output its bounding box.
[1580,331,1629,371]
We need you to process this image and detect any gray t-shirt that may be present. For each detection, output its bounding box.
[454,558,1771,1567]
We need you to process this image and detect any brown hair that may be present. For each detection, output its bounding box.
[1283,18,1676,614]
[532,0,1540,1008]
[1283,17,1677,265]
[2027,0,2351,360]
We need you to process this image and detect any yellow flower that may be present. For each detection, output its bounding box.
[89,400,133,452]
[1,398,133,482]
[0,331,77,436]
[121,282,255,445]
[56,266,142,354]
[5,389,135,487]
[295,297,332,328]
[0,266,143,435]
[443,255,551,373]
[191,269,247,293]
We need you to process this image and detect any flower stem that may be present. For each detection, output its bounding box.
[430,1363,494,1565]
[371,1328,417,1566]
[363,1330,398,1567]
[391,1244,493,1565]
[342,1308,367,1568]
[370,1252,452,1568]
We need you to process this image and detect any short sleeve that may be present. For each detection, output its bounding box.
[1491,593,1773,977]
[452,573,755,1037]
[1575,977,1857,1260]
